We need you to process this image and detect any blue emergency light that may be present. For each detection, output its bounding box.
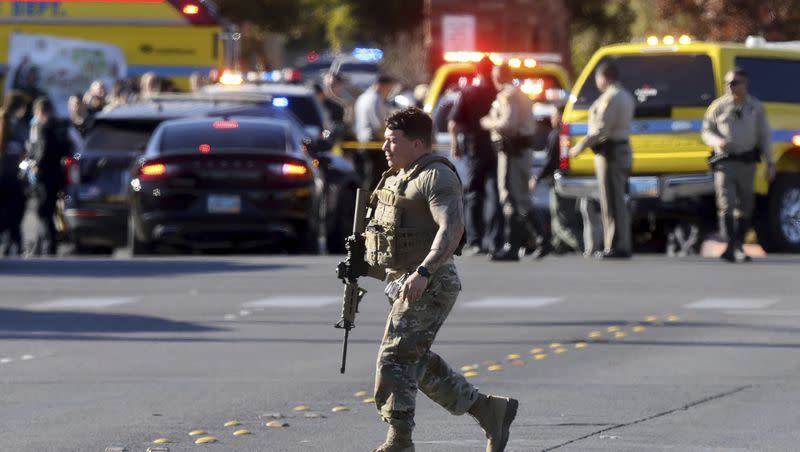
[272,97,289,108]
[353,48,383,62]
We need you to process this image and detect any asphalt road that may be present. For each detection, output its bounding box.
[1,254,800,452]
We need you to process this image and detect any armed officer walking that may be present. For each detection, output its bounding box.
[569,61,635,259]
[352,107,517,452]
[702,67,775,263]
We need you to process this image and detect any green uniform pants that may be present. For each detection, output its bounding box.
[595,146,632,254]
[374,264,478,430]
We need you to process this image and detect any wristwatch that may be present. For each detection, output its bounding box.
[416,265,431,278]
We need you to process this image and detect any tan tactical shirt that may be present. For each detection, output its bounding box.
[384,160,461,279]
[573,83,635,154]
[484,84,536,142]
[701,94,773,164]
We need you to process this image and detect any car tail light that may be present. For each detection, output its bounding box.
[182,4,199,15]
[213,119,239,129]
[139,162,170,181]
[559,122,571,171]
[282,163,308,176]
[64,157,80,185]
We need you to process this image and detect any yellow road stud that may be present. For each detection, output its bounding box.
[614,331,627,338]
[332,406,350,412]
[487,364,504,372]
[667,315,680,322]
[233,429,251,436]
[464,371,480,377]
[575,342,588,349]
[554,348,567,354]
[152,438,171,444]
[530,348,544,354]
[363,397,376,403]
[645,316,658,323]
[511,359,526,366]
[460,364,478,372]
[194,436,218,444]
[265,421,289,428]
[607,326,620,332]
[293,405,310,412]
[147,447,170,452]
[632,326,646,333]
[588,331,603,338]
[224,420,241,427]
[354,390,369,398]
[549,343,562,348]
[189,430,206,436]
[506,353,521,360]
[534,354,547,360]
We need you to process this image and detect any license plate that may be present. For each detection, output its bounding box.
[207,195,241,214]
[629,177,659,198]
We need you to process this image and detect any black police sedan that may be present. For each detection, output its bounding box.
[127,116,324,254]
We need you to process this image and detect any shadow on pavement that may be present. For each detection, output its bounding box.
[0,259,300,278]
[0,308,221,334]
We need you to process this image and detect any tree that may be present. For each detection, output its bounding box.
[567,0,636,72]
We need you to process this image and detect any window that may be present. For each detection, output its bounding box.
[735,57,800,104]
[159,122,288,153]
[574,54,716,112]
[85,121,159,151]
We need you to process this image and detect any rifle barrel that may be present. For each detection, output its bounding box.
[340,328,349,374]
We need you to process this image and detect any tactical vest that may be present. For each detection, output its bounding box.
[364,153,463,270]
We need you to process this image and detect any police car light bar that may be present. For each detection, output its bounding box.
[443,51,562,65]
[353,48,384,62]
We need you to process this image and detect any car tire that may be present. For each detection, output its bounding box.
[127,214,153,256]
[756,174,800,253]
[328,185,356,254]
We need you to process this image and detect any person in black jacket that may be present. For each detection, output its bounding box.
[0,91,30,256]
[27,97,72,256]
[447,57,504,255]
[529,106,582,255]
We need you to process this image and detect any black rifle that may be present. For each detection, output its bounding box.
[334,189,369,374]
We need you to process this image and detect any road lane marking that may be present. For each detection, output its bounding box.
[685,298,779,310]
[28,297,138,311]
[241,296,339,309]
[463,297,563,308]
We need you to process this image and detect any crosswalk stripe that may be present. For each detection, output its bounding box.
[28,297,138,311]
[242,296,339,309]
[685,298,779,310]
[463,297,563,309]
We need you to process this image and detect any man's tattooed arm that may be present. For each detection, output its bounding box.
[420,189,464,273]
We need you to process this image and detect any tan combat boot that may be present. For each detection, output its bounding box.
[469,393,519,452]
[372,425,415,452]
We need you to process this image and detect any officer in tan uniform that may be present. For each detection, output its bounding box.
[702,67,775,263]
[569,61,635,259]
[481,64,549,261]
[364,107,518,452]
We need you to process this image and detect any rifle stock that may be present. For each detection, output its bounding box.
[335,189,369,374]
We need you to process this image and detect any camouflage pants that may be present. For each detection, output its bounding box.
[374,264,479,430]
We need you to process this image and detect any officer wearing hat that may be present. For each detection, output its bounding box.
[702,67,775,263]
[569,61,635,259]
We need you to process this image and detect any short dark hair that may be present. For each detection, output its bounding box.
[596,61,619,81]
[385,107,432,147]
[476,56,493,78]
[33,96,54,115]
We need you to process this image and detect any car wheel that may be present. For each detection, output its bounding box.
[127,214,153,256]
[328,186,356,254]
[757,174,800,253]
